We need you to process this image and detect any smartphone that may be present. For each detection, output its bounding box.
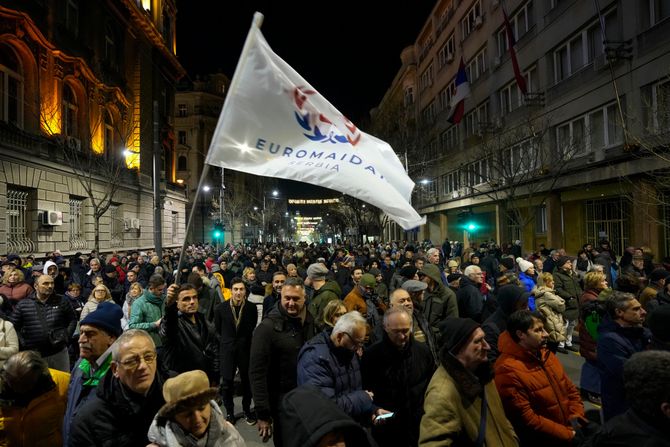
[375,412,395,421]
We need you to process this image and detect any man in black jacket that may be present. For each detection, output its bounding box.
[249,276,317,447]
[361,307,435,447]
[10,274,76,372]
[214,277,257,425]
[160,283,219,383]
[69,329,166,446]
[456,265,487,323]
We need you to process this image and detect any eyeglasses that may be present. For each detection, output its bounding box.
[343,332,365,348]
[118,352,157,370]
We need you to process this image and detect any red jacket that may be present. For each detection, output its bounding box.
[494,331,585,444]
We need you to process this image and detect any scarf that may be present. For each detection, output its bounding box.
[79,354,113,387]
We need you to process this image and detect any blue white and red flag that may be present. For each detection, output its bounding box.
[447,57,470,124]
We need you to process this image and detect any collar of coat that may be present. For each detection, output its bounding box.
[498,331,550,364]
[441,353,494,400]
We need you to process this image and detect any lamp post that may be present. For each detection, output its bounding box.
[201,185,211,243]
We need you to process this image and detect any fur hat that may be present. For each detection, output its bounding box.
[516,257,533,273]
[158,370,219,418]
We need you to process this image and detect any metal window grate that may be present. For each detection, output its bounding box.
[69,198,86,250]
[585,198,629,257]
[6,189,34,253]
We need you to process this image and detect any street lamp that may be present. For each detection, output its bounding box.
[201,185,211,242]
[257,189,282,243]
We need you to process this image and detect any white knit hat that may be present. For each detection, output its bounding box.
[516,257,533,273]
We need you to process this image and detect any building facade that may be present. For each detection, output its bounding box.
[0,0,187,257]
[372,0,670,258]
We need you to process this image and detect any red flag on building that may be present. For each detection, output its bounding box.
[447,57,470,125]
[503,8,527,95]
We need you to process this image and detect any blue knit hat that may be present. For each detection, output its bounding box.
[80,301,123,337]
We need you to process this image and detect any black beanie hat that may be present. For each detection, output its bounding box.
[438,317,480,354]
[80,301,123,337]
[556,256,570,269]
[399,266,418,280]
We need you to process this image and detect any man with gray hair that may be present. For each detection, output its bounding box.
[456,265,487,323]
[297,311,391,421]
[69,329,166,446]
[597,291,651,421]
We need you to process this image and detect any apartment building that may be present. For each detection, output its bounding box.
[372,0,670,257]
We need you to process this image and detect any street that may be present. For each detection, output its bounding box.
[232,346,600,446]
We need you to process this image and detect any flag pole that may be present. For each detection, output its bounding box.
[174,12,265,285]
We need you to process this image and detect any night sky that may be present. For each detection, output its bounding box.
[176,1,435,123]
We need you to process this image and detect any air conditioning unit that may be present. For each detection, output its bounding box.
[66,136,81,151]
[123,218,132,231]
[41,210,63,226]
[446,52,454,63]
[131,218,141,229]
[493,56,501,67]
[451,190,460,199]
[474,16,483,29]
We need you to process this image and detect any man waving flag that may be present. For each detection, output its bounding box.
[205,13,426,230]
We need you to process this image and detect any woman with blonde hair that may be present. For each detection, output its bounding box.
[321,299,347,330]
[0,269,33,311]
[79,284,114,321]
[534,272,567,353]
[122,282,144,330]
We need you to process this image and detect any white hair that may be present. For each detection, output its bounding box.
[332,311,366,336]
[463,265,481,277]
[427,248,440,256]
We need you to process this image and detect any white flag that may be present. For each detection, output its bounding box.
[205,14,426,230]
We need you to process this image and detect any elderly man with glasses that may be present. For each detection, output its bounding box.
[69,329,166,447]
[297,311,392,423]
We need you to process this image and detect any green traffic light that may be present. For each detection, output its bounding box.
[214,230,222,238]
[466,223,477,231]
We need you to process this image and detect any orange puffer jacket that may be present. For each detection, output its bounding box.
[494,331,585,445]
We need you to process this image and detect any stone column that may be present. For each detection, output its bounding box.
[546,192,563,249]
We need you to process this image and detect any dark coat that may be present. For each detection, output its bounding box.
[584,408,670,447]
[214,299,257,381]
[160,302,220,382]
[249,303,317,421]
[68,369,165,447]
[361,334,435,447]
[297,330,374,419]
[597,318,651,421]
[579,289,601,362]
[10,291,77,356]
[456,276,485,322]
[553,268,582,321]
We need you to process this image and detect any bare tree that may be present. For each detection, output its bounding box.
[211,188,252,244]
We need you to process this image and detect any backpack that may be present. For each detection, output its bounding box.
[581,300,608,341]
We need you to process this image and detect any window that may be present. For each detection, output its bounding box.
[649,0,670,26]
[556,102,623,157]
[178,130,187,145]
[0,45,23,128]
[104,110,114,154]
[585,197,629,256]
[496,1,535,58]
[503,140,540,173]
[62,84,78,137]
[465,101,489,137]
[650,79,670,132]
[69,198,86,250]
[438,34,456,69]
[441,170,461,195]
[461,0,483,40]
[420,63,434,91]
[404,87,414,106]
[439,80,456,110]
[110,205,123,247]
[105,24,117,67]
[177,155,187,171]
[177,104,188,117]
[66,0,79,36]
[440,126,459,150]
[499,66,538,114]
[422,101,437,125]
[554,8,617,83]
[466,47,487,83]
[162,9,173,49]
[535,205,547,234]
[466,159,489,186]
[172,211,179,244]
[6,189,33,254]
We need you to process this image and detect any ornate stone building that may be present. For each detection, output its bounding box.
[0,0,187,256]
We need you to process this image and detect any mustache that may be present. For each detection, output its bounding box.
[79,342,92,350]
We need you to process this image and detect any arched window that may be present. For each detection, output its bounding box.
[62,84,78,137]
[177,155,187,171]
[0,45,24,128]
[104,109,114,154]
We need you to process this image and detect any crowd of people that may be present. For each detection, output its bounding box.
[0,238,669,446]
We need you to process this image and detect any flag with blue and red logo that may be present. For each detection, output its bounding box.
[503,7,528,95]
[205,13,426,230]
[447,58,470,125]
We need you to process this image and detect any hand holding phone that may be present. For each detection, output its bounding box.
[375,412,395,421]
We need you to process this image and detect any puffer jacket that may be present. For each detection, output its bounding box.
[534,286,566,343]
[128,288,165,347]
[495,331,585,445]
[297,330,374,419]
[160,301,220,383]
[10,291,77,356]
[552,268,582,321]
[249,303,317,421]
[0,368,70,447]
[0,318,19,368]
[69,368,165,447]
[0,281,33,304]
